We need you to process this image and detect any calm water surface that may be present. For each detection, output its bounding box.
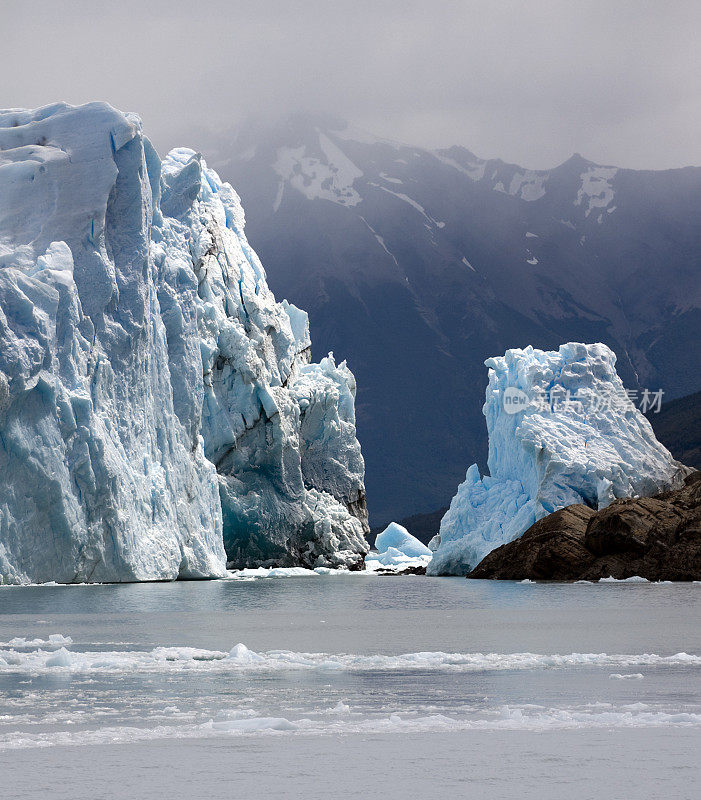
[1,575,700,799]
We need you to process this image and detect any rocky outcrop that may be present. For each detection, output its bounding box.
[468,472,701,581]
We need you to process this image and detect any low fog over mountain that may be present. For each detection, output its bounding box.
[208,115,701,522]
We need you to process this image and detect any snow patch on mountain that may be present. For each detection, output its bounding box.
[434,152,488,182]
[272,181,285,213]
[273,134,362,207]
[434,151,547,201]
[492,170,548,201]
[508,170,547,201]
[575,167,618,217]
[428,343,689,576]
[370,184,443,229]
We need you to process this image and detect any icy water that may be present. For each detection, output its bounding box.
[1,575,700,799]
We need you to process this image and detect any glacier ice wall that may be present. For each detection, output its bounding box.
[0,102,368,584]
[428,342,690,576]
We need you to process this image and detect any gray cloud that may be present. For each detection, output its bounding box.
[2,0,700,169]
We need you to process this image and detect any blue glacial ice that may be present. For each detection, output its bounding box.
[427,342,690,575]
[365,522,432,570]
[375,522,431,558]
[0,102,368,584]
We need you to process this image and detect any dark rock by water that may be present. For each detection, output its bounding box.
[468,472,701,582]
[375,564,427,576]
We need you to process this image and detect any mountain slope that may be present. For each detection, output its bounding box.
[213,115,701,523]
[648,392,701,469]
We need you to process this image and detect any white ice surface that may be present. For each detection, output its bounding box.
[375,523,432,557]
[0,102,368,583]
[273,135,363,207]
[428,342,689,575]
[575,166,618,217]
[2,637,699,676]
[364,522,432,571]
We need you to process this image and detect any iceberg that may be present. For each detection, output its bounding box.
[0,102,368,584]
[365,522,432,571]
[375,522,432,558]
[428,342,690,575]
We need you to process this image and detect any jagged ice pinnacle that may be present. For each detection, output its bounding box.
[0,102,369,584]
[428,342,690,576]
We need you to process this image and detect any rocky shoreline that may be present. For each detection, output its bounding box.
[467,472,701,582]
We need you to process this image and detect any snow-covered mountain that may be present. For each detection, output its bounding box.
[214,114,701,523]
[0,103,368,584]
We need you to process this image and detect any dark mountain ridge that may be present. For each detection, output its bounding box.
[210,116,701,523]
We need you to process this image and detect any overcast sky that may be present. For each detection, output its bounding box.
[3,0,700,169]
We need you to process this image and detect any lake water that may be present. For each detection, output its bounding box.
[1,574,700,799]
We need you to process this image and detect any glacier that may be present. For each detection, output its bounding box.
[0,102,368,584]
[427,342,690,576]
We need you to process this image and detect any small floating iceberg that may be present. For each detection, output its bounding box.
[365,523,432,572]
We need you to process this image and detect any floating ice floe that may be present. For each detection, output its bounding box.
[2,639,700,676]
[225,566,373,580]
[609,673,645,680]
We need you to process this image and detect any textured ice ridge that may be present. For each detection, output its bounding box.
[428,342,690,575]
[0,102,368,584]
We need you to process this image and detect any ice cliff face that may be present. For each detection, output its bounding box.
[427,343,690,576]
[0,102,368,584]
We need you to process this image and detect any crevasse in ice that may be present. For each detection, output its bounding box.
[427,342,689,575]
[0,102,368,584]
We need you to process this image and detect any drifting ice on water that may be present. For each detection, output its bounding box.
[364,522,432,571]
[428,342,689,576]
[0,102,369,584]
